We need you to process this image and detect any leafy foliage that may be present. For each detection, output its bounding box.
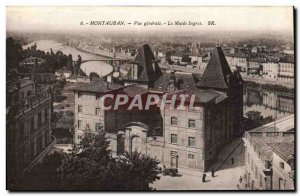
[107,151,161,190]
[54,125,160,190]
[244,111,274,131]
[89,72,100,79]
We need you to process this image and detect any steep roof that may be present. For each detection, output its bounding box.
[197,47,233,90]
[125,44,162,82]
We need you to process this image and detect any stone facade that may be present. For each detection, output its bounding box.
[7,79,53,188]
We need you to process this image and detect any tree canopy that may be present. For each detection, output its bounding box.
[18,124,161,190]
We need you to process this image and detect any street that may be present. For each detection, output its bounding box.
[151,140,245,190]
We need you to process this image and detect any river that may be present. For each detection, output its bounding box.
[24,40,113,77]
[243,83,294,120]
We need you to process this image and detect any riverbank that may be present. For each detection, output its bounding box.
[242,75,294,90]
[244,80,294,93]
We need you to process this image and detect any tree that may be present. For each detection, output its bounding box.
[67,54,73,71]
[244,111,274,131]
[245,111,263,121]
[89,72,100,79]
[6,37,24,72]
[108,151,161,190]
[57,125,112,190]
[57,124,161,190]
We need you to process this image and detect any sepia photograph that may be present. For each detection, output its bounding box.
[5,6,295,191]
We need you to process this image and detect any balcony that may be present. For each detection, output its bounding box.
[13,92,52,119]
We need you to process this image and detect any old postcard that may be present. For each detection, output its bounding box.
[6,6,295,191]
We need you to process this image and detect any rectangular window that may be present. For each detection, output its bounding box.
[78,92,82,98]
[78,120,83,129]
[188,137,196,147]
[171,117,177,126]
[171,134,177,144]
[188,119,196,128]
[78,105,82,113]
[95,108,100,116]
[188,154,195,159]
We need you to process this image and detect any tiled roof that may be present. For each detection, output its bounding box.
[73,79,109,93]
[166,88,227,104]
[267,142,294,163]
[122,85,149,97]
[151,72,198,92]
[197,47,233,90]
[250,132,294,162]
[195,89,227,104]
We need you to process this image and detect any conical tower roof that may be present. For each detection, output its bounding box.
[132,44,162,82]
[197,47,233,90]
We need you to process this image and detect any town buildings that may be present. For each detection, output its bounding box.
[73,44,244,172]
[262,56,294,83]
[225,54,248,73]
[6,77,54,189]
[242,115,294,190]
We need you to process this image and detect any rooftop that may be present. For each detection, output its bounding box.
[124,44,162,83]
[73,79,109,93]
[267,142,294,163]
[165,88,228,104]
[197,47,233,90]
[151,71,198,92]
[244,114,295,165]
[249,132,294,162]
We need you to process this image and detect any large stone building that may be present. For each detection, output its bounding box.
[73,44,243,172]
[7,77,54,189]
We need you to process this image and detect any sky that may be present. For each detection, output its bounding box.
[6,6,294,35]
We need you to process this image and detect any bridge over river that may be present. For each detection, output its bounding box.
[81,58,132,66]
